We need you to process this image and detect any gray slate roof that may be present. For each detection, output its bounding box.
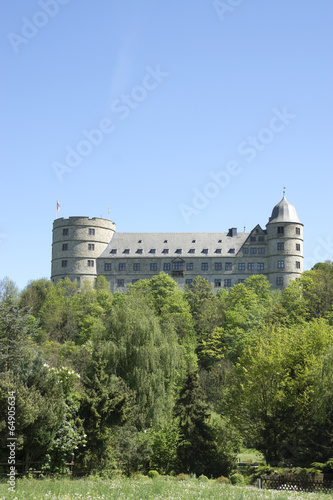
[99,232,250,258]
[268,196,302,224]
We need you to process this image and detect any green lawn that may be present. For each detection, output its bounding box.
[0,476,332,500]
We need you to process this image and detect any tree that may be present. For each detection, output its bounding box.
[173,370,218,476]
[0,297,37,373]
[226,319,333,466]
[78,344,135,469]
[106,293,184,427]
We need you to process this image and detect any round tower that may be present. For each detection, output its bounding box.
[266,197,303,289]
[51,217,116,285]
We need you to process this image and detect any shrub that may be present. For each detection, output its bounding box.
[148,470,159,478]
[216,476,230,483]
[229,473,245,485]
[176,473,189,481]
[198,474,208,481]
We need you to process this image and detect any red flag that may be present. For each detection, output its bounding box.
[56,201,60,212]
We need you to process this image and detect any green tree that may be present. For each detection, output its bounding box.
[173,370,218,476]
[78,344,135,469]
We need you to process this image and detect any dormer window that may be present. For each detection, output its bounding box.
[136,249,143,254]
[215,249,222,254]
[162,249,169,254]
[164,240,168,243]
[123,249,130,254]
[228,248,235,254]
[110,249,117,254]
[149,249,156,254]
[192,240,196,243]
[175,249,182,254]
[188,249,195,254]
[202,249,208,254]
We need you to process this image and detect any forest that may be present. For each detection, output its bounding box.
[1,262,333,479]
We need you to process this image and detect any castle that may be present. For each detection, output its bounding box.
[51,196,303,292]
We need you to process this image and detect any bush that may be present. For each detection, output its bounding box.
[176,473,189,481]
[148,470,159,478]
[216,476,230,484]
[198,474,209,481]
[229,473,245,485]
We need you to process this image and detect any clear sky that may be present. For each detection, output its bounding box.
[1,0,332,290]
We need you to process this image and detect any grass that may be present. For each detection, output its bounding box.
[236,447,265,464]
[0,476,332,500]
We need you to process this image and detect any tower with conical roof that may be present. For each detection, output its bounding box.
[266,196,303,289]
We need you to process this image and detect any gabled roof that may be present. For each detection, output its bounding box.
[98,232,250,258]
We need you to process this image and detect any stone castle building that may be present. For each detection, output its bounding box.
[51,196,303,292]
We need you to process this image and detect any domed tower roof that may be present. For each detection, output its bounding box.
[267,196,302,224]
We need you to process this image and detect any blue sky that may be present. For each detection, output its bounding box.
[1,0,332,290]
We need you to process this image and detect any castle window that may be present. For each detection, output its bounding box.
[123,249,130,254]
[119,263,125,271]
[189,249,195,254]
[215,249,222,254]
[296,243,301,251]
[215,263,222,270]
[277,260,284,269]
[250,236,256,242]
[136,249,143,254]
[218,239,222,243]
[277,242,284,251]
[133,263,140,271]
[138,240,142,243]
[62,228,69,236]
[248,263,254,270]
[118,279,124,287]
[87,260,94,267]
[88,244,95,251]
[258,248,265,254]
[150,263,158,271]
[225,263,232,270]
[172,262,183,270]
[238,279,245,283]
[229,248,235,254]
[164,240,168,243]
[187,263,193,271]
[162,249,169,254]
[242,247,249,254]
[149,249,156,254]
[201,263,208,271]
[164,263,170,271]
[250,248,257,254]
[215,279,222,287]
[296,227,301,235]
[110,249,117,254]
[175,249,182,254]
[277,226,284,234]
[185,279,192,286]
[296,261,301,269]
[257,263,264,270]
[104,263,111,271]
[62,243,68,251]
[202,249,208,254]
[239,263,245,271]
[61,260,67,268]
[258,236,265,242]
[192,240,196,243]
[277,277,284,286]
[224,279,231,288]
[89,228,95,236]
